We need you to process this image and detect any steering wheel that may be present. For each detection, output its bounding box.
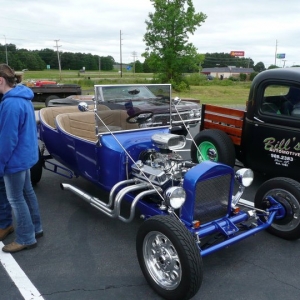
[126,111,154,124]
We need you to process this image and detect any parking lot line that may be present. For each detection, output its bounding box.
[0,242,44,300]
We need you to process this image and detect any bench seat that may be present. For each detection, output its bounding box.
[39,104,110,129]
[55,110,139,142]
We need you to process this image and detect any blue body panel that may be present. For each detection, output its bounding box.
[40,116,170,190]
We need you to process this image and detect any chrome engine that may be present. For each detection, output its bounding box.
[131,133,194,186]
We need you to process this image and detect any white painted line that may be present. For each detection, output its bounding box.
[0,242,44,300]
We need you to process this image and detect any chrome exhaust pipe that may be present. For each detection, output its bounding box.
[60,182,158,223]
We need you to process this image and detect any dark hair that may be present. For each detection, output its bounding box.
[0,64,18,87]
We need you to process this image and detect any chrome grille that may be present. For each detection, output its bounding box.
[193,174,231,223]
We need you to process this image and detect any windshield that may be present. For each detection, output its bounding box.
[96,84,171,102]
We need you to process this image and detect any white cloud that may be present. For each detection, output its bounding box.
[2,0,300,67]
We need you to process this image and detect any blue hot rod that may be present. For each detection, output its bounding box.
[34,84,300,300]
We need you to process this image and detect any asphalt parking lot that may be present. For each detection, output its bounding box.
[1,125,300,300]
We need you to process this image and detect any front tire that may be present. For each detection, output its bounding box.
[136,215,203,300]
[254,177,300,240]
[30,148,43,185]
[191,129,235,167]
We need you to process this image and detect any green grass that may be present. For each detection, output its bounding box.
[25,70,252,106]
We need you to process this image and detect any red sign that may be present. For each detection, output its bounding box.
[230,51,245,57]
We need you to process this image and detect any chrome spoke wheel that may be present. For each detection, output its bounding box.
[143,231,182,290]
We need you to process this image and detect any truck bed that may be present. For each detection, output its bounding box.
[200,104,245,145]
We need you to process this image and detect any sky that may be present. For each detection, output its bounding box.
[2,0,300,68]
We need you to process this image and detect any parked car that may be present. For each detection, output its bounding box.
[48,84,201,132]
[32,83,300,300]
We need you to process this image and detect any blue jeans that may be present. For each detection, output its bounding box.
[3,169,42,245]
[0,177,12,229]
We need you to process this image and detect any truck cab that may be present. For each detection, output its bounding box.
[192,67,300,180]
[242,68,300,178]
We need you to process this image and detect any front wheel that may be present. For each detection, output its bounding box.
[136,215,203,300]
[254,177,300,240]
[190,129,235,167]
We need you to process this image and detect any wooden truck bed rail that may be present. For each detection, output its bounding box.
[200,104,245,146]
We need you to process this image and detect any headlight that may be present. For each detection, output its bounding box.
[164,187,186,209]
[189,110,195,118]
[194,109,201,118]
[235,168,254,187]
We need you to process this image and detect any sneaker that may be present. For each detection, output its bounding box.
[0,226,14,241]
[2,241,37,253]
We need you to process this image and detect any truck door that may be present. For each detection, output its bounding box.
[242,83,300,179]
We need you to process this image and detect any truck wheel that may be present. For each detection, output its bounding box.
[191,129,235,167]
[45,95,59,107]
[254,177,300,240]
[30,148,43,185]
[136,215,203,300]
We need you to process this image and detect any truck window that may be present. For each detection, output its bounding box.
[262,85,300,117]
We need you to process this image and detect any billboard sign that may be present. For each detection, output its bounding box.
[230,51,245,57]
[276,53,286,59]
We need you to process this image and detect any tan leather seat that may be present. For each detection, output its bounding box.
[55,110,139,142]
[39,105,110,129]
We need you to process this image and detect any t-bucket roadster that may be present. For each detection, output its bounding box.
[34,84,300,300]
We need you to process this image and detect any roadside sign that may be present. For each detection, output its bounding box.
[230,51,245,57]
[276,53,286,59]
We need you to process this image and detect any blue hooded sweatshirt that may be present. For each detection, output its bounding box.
[0,84,38,176]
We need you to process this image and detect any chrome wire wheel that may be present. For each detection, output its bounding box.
[143,231,182,290]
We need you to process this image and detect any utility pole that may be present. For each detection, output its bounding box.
[54,39,62,81]
[3,35,8,64]
[275,39,278,66]
[120,30,123,78]
[98,56,101,75]
[131,51,138,74]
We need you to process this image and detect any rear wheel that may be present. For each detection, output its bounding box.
[254,177,300,240]
[191,129,235,167]
[136,215,203,300]
[45,95,59,107]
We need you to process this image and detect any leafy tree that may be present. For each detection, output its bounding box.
[268,64,279,69]
[143,0,207,85]
[134,60,144,73]
[100,56,114,71]
[253,62,266,72]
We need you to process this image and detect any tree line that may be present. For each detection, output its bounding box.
[0,43,116,71]
[0,43,267,74]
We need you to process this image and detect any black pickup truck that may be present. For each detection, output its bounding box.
[191,67,300,180]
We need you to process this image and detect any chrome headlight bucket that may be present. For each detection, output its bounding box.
[164,187,186,209]
[235,168,254,187]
